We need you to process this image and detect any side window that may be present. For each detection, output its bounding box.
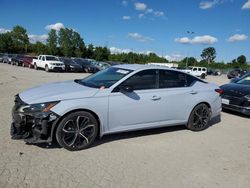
[193,68,197,71]
[159,70,195,88]
[121,69,157,90]
[202,68,206,71]
[198,68,201,71]
[42,56,45,61]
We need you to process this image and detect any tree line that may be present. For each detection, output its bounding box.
[0,25,249,69]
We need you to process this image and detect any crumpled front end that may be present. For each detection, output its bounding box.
[11,95,60,143]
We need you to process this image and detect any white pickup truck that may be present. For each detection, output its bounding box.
[181,67,207,79]
[34,55,65,72]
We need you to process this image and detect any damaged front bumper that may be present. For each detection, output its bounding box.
[11,95,60,144]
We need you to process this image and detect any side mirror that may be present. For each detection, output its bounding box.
[120,85,134,92]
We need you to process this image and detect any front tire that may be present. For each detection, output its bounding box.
[45,64,49,72]
[186,103,211,131]
[56,111,98,151]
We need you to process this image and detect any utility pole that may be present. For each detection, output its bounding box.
[185,31,194,68]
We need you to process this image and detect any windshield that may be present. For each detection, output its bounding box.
[46,56,58,61]
[76,67,132,88]
[236,74,250,86]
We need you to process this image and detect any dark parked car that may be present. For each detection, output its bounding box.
[12,54,25,66]
[220,73,250,115]
[72,58,99,73]
[2,54,15,64]
[58,57,82,72]
[22,56,36,68]
[227,68,248,79]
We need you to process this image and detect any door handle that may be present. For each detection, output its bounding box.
[190,90,198,95]
[151,95,161,100]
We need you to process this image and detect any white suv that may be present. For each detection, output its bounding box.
[182,67,207,79]
[34,55,65,72]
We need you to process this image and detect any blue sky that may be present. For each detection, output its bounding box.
[0,0,250,62]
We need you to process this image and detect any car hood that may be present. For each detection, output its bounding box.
[19,80,99,104]
[220,83,250,97]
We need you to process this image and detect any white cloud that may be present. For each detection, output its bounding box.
[122,0,128,7]
[199,0,218,9]
[123,16,131,20]
[154,11,164,17]
[128,32,154,42]
[242,0,250,9]
[45,22,64,31]
[0,28,11,33]
[138,13,144,19]
[135,2,147,11]
[146,8,153,13]
[110,47,133,54]
[165,54,185,61]
[28,34,48,43]
[227,34,248,42]
[175,35,218,45]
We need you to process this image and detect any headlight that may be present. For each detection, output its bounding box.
[245,95,250,100]
[18,101,59,113]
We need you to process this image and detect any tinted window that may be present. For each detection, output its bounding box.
[159,70,195,88]
[121,70,157,90]
[193,68,197,71]
[42,56,45,61]
[77,67,132,88]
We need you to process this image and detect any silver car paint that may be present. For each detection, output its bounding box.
[19,65,221,137]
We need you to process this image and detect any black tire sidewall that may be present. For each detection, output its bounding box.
[56,111,98,151]
[187,103,211,131]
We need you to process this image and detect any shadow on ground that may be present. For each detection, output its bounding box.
[27,115,221,150]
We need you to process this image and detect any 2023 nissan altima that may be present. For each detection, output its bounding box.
[11,64,222,151]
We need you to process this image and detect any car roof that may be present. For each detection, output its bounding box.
[113,64,173,71]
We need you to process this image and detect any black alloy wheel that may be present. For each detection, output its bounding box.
[56,111,98,151]
[187,103,211,131]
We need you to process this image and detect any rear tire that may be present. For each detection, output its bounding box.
[201,73,205,79]
[56,111,98,151]
[186,103,211,131]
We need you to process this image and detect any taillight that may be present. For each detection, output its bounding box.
[215,89,224,94]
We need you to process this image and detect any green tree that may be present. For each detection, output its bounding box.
[33,42,48,54]
[47,29,57,55]
[11,25,29,53]
[237,55,247,64]
[72,31,85,57]
[58,28,73,57]
[201,47,216,64]
[86,44,95,59]
[94,46,110,61]
[0,32,14,53]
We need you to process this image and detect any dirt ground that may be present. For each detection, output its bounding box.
[0,63,249,188]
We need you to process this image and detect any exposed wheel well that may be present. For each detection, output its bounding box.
[51,109,101,142]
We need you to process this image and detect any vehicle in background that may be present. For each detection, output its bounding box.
[181,66,207,79]
[11,64,222,151]
[34,55,65,72]
[2,54,15,64]
[22,56,37,68]
[0,53,4,63]
[72,58,99,73]
[220,73,250,115]
[207,69,222,76]
[108,61,121,66]
[227,68,248,79]
[58,57,83,72]
[92,61,111,71]
[11,54,25,66]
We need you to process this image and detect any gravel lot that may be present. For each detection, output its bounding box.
[0,63,249,188]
